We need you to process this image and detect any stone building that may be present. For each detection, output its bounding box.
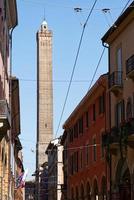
[102,1,134,199]
[60,131,68,200]
[36,20,53,198]
[46,138,64,200]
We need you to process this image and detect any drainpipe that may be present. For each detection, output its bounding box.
[102,41,112,200]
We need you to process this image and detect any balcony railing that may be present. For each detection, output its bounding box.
[109,71,123,94]
[0,100,11,138]
[126,55,134,79]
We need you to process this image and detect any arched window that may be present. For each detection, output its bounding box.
[2,147,4,162]
[93,179,99,200]
[71,188,74,200]
[101,176,107,200]
[86,182,91,200]
[5,153,7,167]
[81,184,84,200]
[75,186,79,200]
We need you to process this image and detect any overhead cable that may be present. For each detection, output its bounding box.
[55,0,98,138]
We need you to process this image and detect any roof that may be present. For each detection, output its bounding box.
[9,0,18,28]
[102,1,134,43]
[11,77,20,136]
[45,137,61,154]
[63,73,108,128]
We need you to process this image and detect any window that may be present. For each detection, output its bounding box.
[93,104,96,121]
[78,117,83,134]
[126,54,134,74]
[74,123,78,138]
[116,47,122,85]
[4,0,7,20]
[99,93,105,114]
[93,138,97,161]
[76,187,79,200]
[115,100,124,127]
[69,128,74,143]
[101,137,104,158]
[71,188,74,200]
[2,147,4,162]
[63,144,67,161]
[74,151,79,172]
[117,47,122,72]
[70,155,74,175]
[80,150,83,168]
[86,144,89,165]
[86,111,89,127]
[5,153,7,167]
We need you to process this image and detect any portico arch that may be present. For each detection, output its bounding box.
[115,159,131,200]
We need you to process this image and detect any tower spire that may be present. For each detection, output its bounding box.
[41,8,48,30]
[44,8,46,21]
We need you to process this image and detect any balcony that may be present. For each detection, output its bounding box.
[126,55,134,80]
[109,71,123,95]
[0,100,11,140]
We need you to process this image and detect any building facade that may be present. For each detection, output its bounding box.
[0,1,19,199]
[61,131,67,200]
[102,1,134,199]
[14,146,24,200]
[46,138,64,200]
[63,74,109,200]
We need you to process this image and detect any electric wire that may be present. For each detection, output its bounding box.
[18,78,97,83]
[87,0,133,92]
[88,47,105,91]
[20,0,133,179]
[19,0,134,11]
[55,0,98,138]
[20,143,102,152]
[0,76,99,82]
[120,0,132,15]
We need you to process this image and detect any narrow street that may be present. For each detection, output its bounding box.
[0,0,134,200]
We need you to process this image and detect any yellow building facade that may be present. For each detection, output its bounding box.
[102,2,134,199]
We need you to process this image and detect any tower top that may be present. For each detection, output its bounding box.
[41,20,48,31]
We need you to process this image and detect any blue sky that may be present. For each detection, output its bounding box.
[12,0,132,180]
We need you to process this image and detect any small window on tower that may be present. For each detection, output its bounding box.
[45,123,47,128]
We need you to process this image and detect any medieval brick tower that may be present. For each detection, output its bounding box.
[36,20,53,172]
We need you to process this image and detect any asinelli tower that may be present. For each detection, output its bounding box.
[36,20,53,198]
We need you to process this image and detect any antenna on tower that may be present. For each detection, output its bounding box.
[43,8,46,21]
[41,7,48,29]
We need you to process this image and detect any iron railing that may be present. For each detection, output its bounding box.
[0,100,11,129]
[109,71,123,88]
[126,55,134,75]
